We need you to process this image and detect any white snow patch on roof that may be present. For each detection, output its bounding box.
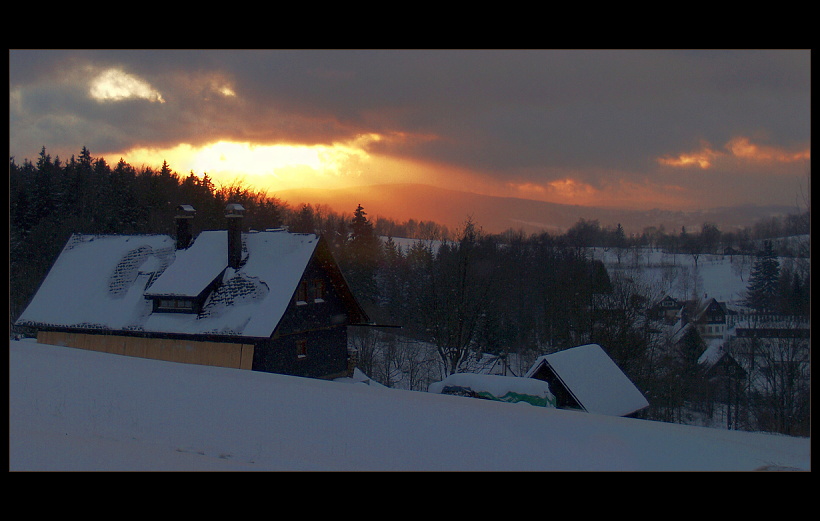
[17,230,320,339]
[140,230,318,337]
[144,231,228,297]
[526,344,649,417]
[16,234,176,330]
[428,373,556,407]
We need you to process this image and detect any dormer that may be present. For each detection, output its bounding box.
[145,203,247,314]
[143,230,229,314]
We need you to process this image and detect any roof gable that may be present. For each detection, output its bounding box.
[692,298,725,322]
[525,344,649,416]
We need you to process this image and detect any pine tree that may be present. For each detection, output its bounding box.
[745,240,780,312]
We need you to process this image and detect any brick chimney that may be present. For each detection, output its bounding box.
[225,203,245,269]
[175,204,196,249]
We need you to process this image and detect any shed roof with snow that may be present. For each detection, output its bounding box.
[525,344,649,417]
[16,228,367,340]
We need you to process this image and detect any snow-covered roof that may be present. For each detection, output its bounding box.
[428,373,556,407]
[17,229,328,339]
[144,231,228,298]
[698,338,730,368]
[670,319,695,345]
[525,344,649,417]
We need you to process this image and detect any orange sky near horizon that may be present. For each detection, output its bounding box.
[115,134,809,214]
[10,52,809,220]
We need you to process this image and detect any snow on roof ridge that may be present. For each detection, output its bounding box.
[525,344,648,417]
[17,229,323,339]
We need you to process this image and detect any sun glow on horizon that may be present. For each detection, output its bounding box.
[117,136,386,193]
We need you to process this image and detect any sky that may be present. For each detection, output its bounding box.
[9,49,811,212]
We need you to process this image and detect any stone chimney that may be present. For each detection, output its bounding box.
[225,203,245,269]
[175,204,196,249]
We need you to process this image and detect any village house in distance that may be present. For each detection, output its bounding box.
[15,204,371,379]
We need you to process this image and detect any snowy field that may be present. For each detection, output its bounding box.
[386,237,810,308]
[9,339,810,471]
[590,246,806,306]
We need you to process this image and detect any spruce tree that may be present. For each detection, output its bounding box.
[745,240,780,312]
[346,204,381,306]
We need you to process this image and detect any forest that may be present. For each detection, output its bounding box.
[9,147,811,436]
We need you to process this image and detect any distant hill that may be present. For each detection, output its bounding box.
[272,183,799,235]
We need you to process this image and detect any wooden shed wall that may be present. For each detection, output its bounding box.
[36,331,254,370]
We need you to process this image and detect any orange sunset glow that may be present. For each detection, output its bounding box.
[119,138,377,192]
[10,50,811,232]
[114,131,810,216]
[117,137,503,200]
[658,137,810,171]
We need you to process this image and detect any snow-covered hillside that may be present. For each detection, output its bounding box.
[382,238,809,307]
[9,339,809,471]
[590,247,807,306]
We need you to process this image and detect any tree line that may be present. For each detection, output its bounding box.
[10,147,810,435]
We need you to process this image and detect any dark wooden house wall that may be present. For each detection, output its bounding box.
[253,326,349,379]
[251,242,358,379]
[701,300,726,324]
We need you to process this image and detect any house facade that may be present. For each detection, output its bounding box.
[16,204,370,379]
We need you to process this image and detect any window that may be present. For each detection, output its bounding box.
[296,339,307,359]
[309,279,325,301]
[296,280,308,303]
[156,298,195,312]
[295,278,325,304]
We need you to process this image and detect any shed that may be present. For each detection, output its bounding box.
[524,344,649,417]
[16,205,370,379]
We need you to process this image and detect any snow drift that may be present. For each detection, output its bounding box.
[9,339,810,471]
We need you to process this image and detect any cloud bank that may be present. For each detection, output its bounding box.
[9,49,810,210]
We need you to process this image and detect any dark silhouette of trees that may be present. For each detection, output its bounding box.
[9,147,288,328]
[342,204,382,308]
[745,240,780,312]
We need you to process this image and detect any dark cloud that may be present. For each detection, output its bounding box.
[9,49,810,207]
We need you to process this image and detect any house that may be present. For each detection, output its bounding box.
[15,204,371,379]
[652,295,681,322]
[688,297,730,339]
[654,295,733,339]
[524,344,649,417]
[698,341,746,405]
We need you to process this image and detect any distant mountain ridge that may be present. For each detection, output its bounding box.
[273,183,799,235]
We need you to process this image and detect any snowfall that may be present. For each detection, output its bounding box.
[9,338,810,471]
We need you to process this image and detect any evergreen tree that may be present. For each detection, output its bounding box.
[291,203,316,233]
[745,240,780,312]
[345,204,382,306]
[377,236,408,323]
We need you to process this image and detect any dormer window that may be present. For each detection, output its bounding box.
[154,298,196,313]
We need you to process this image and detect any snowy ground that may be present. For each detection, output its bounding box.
[9,339,810,471]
